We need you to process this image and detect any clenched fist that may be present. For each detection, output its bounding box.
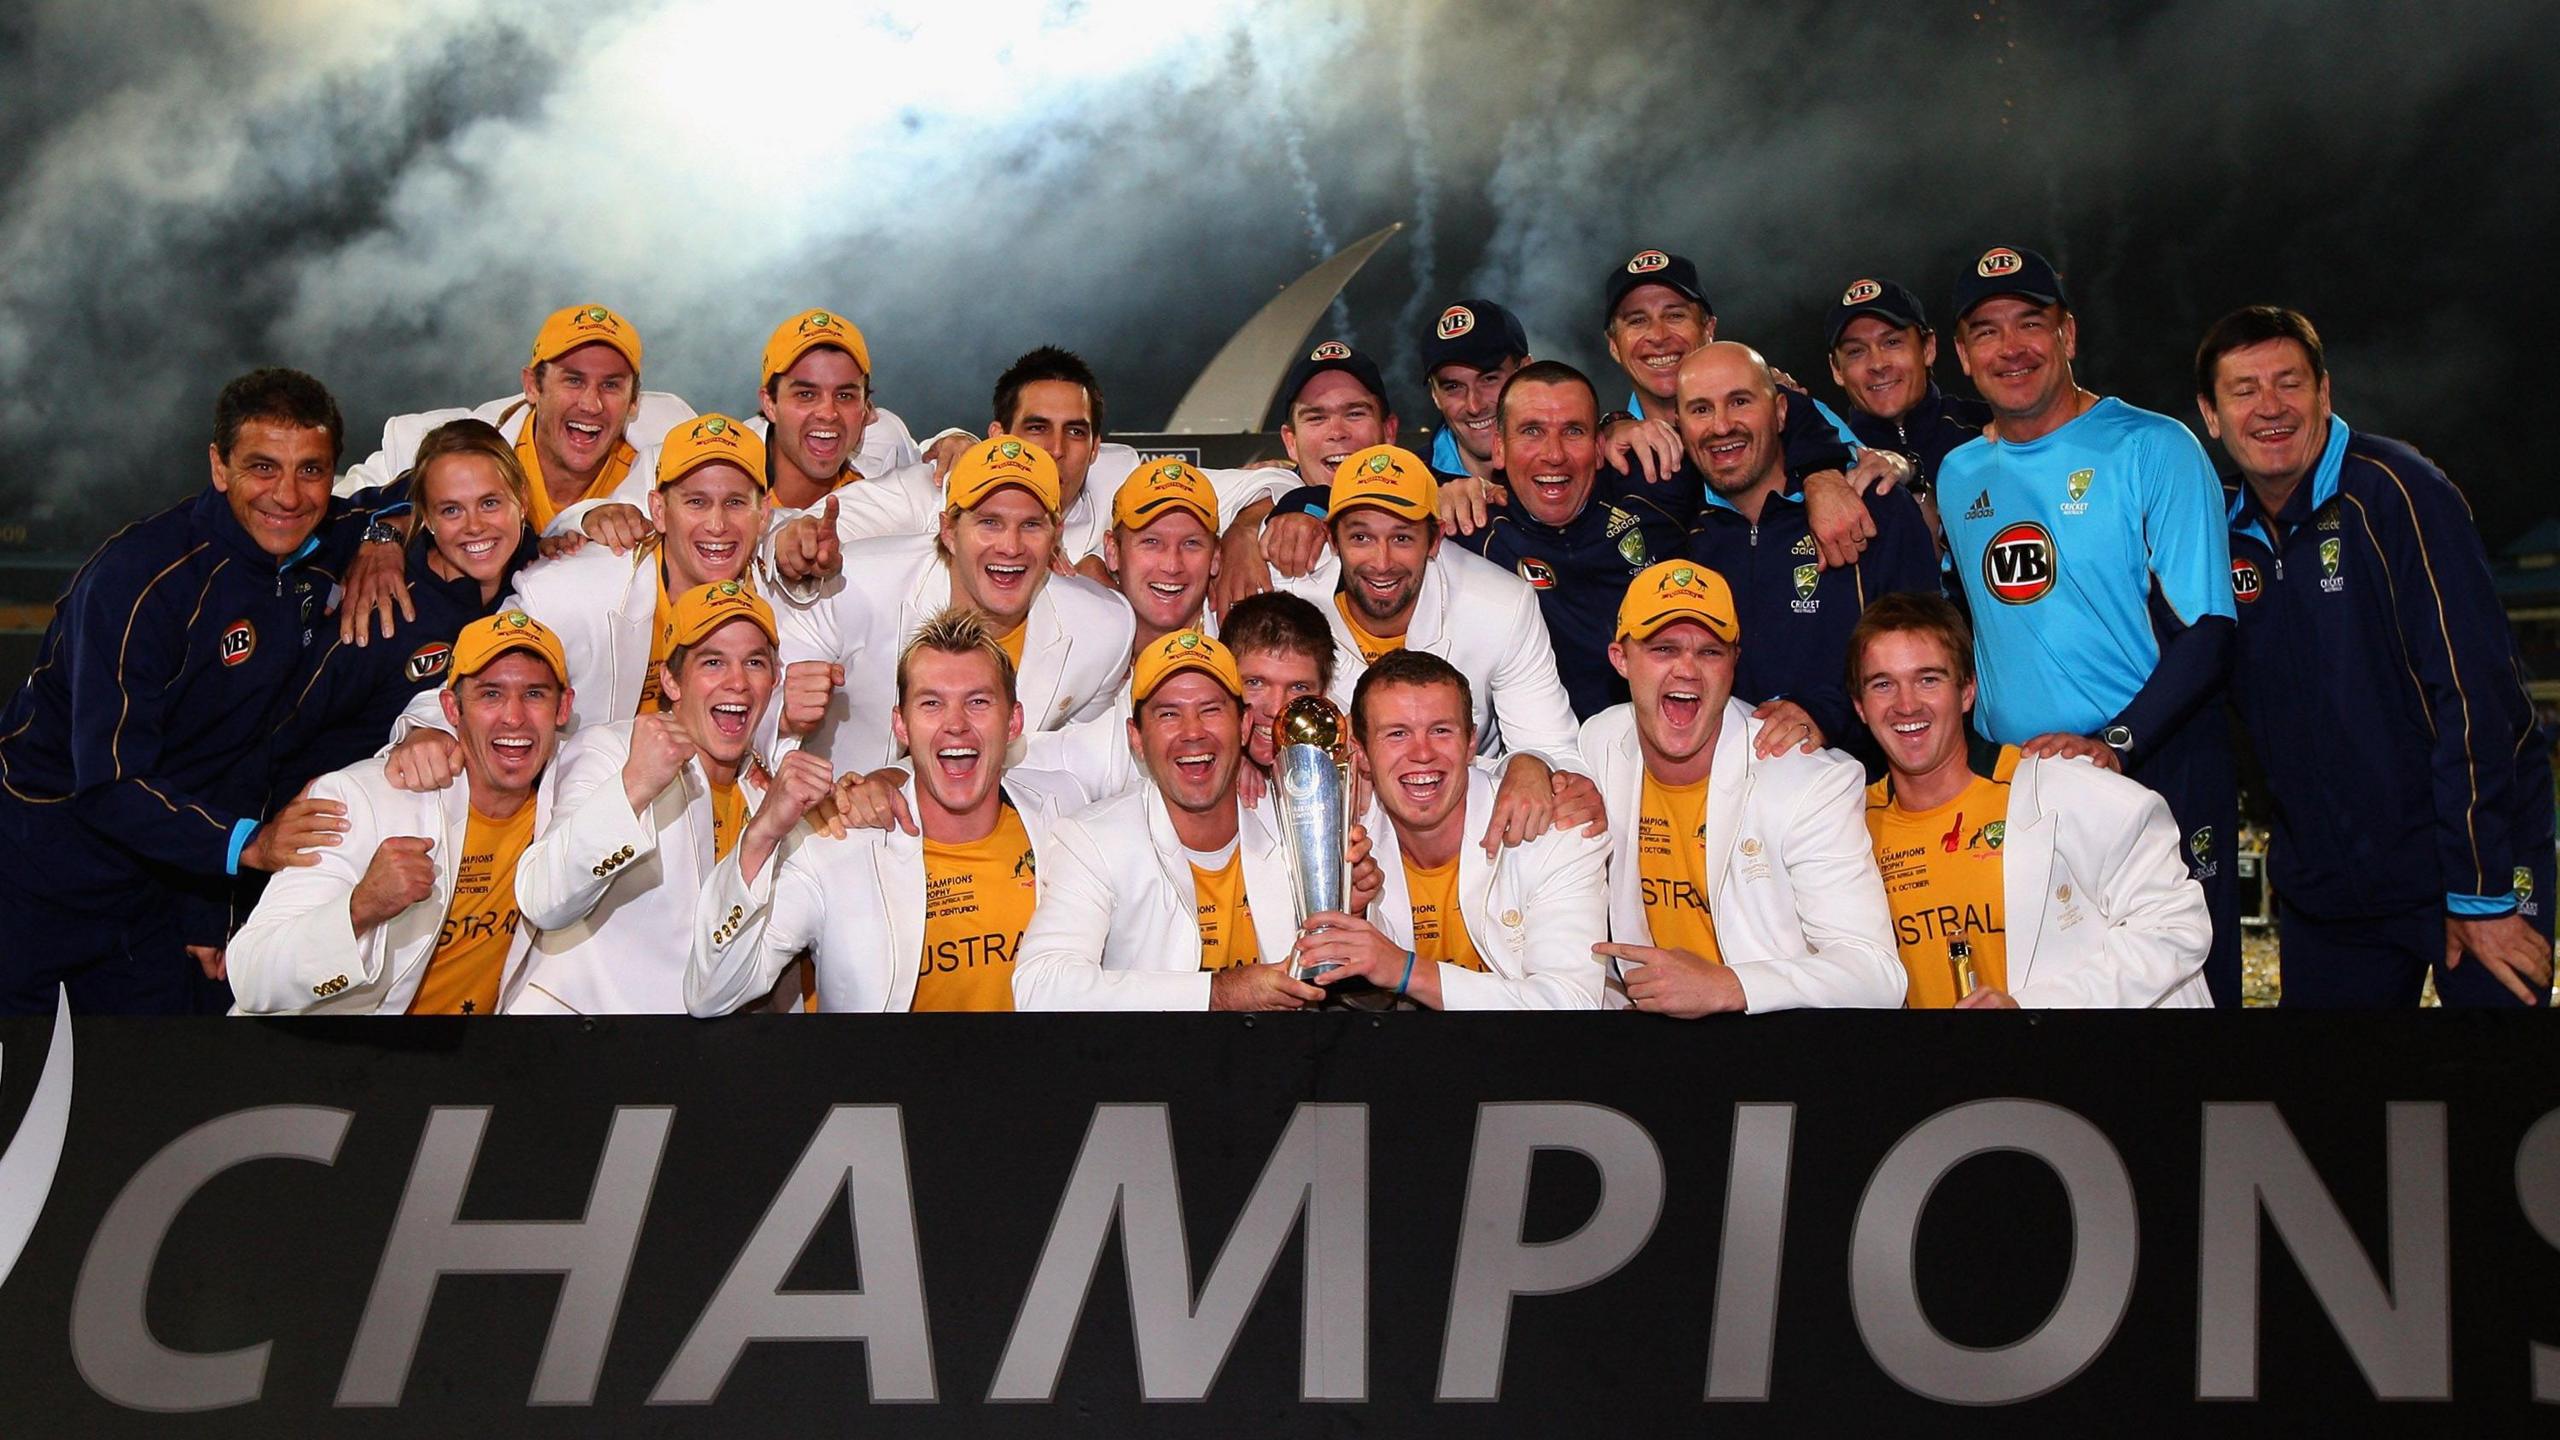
[779,659,842,738]
[621,712,700,810]
[351,835,439,930]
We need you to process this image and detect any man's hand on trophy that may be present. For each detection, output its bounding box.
[1298,911,1438,1008]
[1208,962,1325,1012]
[1484,752,1556,855]
[1345,823,1381,914]
[1550,771,1607,836]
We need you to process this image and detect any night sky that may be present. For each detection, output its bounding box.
[2,0,2554,551]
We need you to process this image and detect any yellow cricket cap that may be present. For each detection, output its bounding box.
[655,413,769,491]
[447,610,567,689]
[761,308,872,389]
[667,579,777,650]
[1616,560,1740,643]
[1328,444,1437,525]
[1129,627,1242,702]
[529,303,642,371]
[1112,456,1218,533]
[948,436,1061,515]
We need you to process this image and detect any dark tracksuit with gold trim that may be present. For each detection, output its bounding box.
[2227,418,2552,1007]
[0,487,338,1014]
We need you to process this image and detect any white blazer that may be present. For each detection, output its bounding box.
[1012,783,1304,1011]
[773,534,1135,774]
[1968,753,2213,1007]
[685,767,1085,1015]
[1277,544,1585,773]
[227,758,556,1015]
[1580,700,1905,1012]
[511,718,770,1015]
[335,390,697,507]
[1362,767,1611,1009]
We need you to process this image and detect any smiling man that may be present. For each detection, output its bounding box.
[1445,360,1686,719]
[1852,593,2211,1009]
[229,612,577,1015]
[511,581,828,1013]
[1823,277,1994,549]
[1273,444,1598,851]
[1679,342,1938,760]
[777,436,1134,773]
[1578,561,1903,1016]
[2202,306,2552,1008]
[1934,245,2242,1004]
[1015,629,1375,1011]
[688,608,1084,1014]
[0,369,361,1014]
[1421,298,1531,480]
[1289,650,1610,1009]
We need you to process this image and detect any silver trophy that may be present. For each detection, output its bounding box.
[1274,695,1351,949]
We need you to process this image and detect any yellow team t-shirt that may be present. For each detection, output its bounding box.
[914,803,1037,1012]
[513,411,637,533]
[635,568,676,715]
[1636,771,1722,963]
[1403,854,1484,971]
[1192,847,1262,971]
[1865,745,2018,1007]
[707,777,747,863]
[408,801,539,1015]
[995,622,1026,670]
[1333,594,1405,664]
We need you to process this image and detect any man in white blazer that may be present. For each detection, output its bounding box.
[775,436,1134,774]
[1273,444,1595,846]
[1292,651,1610,1009]
[511,581,831,1014]
[1851,592,2212,1008]
[688,608,1088,1014]
[1013,629,1379,1011]
[229,611,574,1015]
[1582,560,1906,1014]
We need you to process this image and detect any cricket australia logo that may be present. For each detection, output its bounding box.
[1790,563,1820,614]
[1616,529,1649,567]
[2061,468,2093,516]
[2188,826,2219,879]
[2319,536,2345,593]
[2515,866,2537,917]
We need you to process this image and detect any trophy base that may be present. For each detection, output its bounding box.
[1302,967,1422,1013]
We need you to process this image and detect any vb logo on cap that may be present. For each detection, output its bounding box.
[1976,248,2025,278]
[1436,305,1477,340]
[1626,250,1672,274]
[1327,444,1439,526]
[1842,278,1884,306]
[948,435,1061,515]
[1616,560,1740,643]
[1309,340,1353,361]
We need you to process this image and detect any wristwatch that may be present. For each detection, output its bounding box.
[360,518,404,547]
[2100,724,2134,760]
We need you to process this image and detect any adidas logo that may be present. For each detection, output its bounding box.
[1963,490,1994,521]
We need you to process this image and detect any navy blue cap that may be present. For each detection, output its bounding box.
[1951,246,2068,324]
[1277,339,1393,421]
[1825,277,1930,349]
[1420,299,1529,375]
[1603,249,1712,322]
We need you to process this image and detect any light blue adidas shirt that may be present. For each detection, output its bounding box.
[1937,397,2235,743]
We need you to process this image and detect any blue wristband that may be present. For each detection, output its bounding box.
[1396,950,1415,996]
[225,818,259,876]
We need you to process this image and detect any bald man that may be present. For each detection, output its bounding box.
[1678,342,1939,760]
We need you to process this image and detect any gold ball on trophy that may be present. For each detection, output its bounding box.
[1278,694,1345,754]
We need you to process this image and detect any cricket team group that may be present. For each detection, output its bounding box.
[0,241,2546,1018]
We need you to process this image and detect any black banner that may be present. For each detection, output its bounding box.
[1,1008,2556,1435]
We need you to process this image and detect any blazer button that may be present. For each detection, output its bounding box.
[591,864,606,877]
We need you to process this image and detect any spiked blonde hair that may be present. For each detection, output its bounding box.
[897,605,1019,708]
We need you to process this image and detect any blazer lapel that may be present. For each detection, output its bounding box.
[1143,787,1207,968]
[1700,702,1752,909]
[1015,588,1074,727]
[1238,798,1303,966]
[1999,760,2056,989]
[876,782,928,1013]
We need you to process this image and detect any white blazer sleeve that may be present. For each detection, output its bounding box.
[1012,823,1214,1011]
[1731,758,1907,1012]
[336,408,468,497]
[1017,708,1138,798]
[516,732,659,932]
[1485,581,1588,775]
[1208,464,1301,532]
[1440,831,1611,1010]
[226,774,395,1013]
[685,828,821,1017]
[2025,770,2213,1008]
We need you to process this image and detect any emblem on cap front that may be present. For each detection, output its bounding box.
[1150,462,1186,484]
[715,580,743,597]
[578,305,613,325]
[998,439,1025,460]
[1843,279,1883,305]
[1311,340,1352,361]
[1176,632,1201,650]
[1365,453,1395,475]
[1627,250,1670,274]
[804,311,835,330]
[1977,248,2024,278]
[696,416,731,438]
[1672,566,1696,586]
[503,611,531,629]
[1437,305,1476,339]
